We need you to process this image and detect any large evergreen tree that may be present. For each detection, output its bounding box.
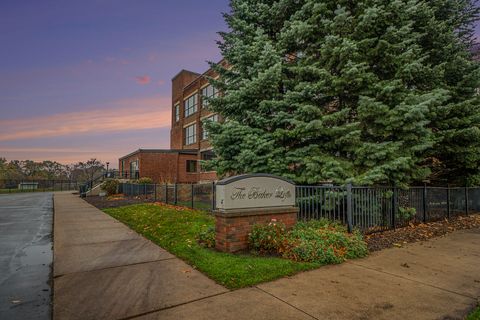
[207,0,480,186]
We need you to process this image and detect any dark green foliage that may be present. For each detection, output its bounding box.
[398,207,417,221]
[207,0,480,186]
[102,179,119,196]
[467,305,480,320]
[248,219,368,264]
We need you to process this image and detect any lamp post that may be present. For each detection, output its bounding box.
[106,162,110,177]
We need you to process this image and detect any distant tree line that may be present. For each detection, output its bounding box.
[0,158,105,183]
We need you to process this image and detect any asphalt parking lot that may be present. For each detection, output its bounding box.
[0,192,53,320]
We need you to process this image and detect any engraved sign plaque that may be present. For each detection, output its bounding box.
[215,174,296,210]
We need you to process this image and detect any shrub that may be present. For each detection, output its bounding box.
[248,219,368,265]
[398,207,417,221]
[197,226,216,248]
[284,222,368,264]
[102,179,119,196]
[248,220,287,254]
[137,177,153,184]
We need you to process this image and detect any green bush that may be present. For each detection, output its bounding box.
[398,207,417,221]
[137,177,153,184]
[249,220,287,254]
[284,221,368,264]
[102,179,119,196]
[248,219,368,265]
[197,226,216,248]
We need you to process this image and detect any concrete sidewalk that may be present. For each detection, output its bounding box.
[53,193,480,320]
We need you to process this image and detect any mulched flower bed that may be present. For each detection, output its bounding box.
[365,214,480,252]
[83,195,155,209]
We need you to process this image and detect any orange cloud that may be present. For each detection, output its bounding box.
[157,79,166,86]
[0,147,123,165]
[0,95,172,142]
[135,75,151,85]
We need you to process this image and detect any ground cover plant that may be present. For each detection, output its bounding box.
[467,305,480,320]
[249,219,368,264]
[104,203,320,289]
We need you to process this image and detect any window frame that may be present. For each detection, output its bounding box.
[184,93,198,118]
[184,123,197,145]
[174,103,180,122]
[186,160,197,173]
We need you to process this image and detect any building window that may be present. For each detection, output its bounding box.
[174,103,180,122]
[201,85,218,108]
[200,150,216,172]
[184,123,197,145]
[201,114,219,140]
[186,160,197,173]
[129,160,139,179]
[184,94,198,117]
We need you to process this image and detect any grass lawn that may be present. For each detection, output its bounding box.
[467,306,480,320]
[104,203,320,289]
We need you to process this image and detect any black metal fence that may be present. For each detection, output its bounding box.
[0,179,80,193]
[297,185,480,233]
[117,182,479,234]
[119,182,215,211]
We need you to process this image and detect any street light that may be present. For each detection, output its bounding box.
[106,162,110,177]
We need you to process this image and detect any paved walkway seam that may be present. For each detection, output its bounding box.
[53,257,178,279]
[120,290,232,320]
[255,286,319,320]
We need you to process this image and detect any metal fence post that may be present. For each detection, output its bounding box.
[446,185,451,219]
[144,184,147,198]
[346,183,353,233]
[392,186,397,229]
[211,181,216,211]
[465,185,469,216]
[165,183,168,204]
[154,184,157,202]
[423,184,427,223]
[174,183,178,205]
[191,184,194,209]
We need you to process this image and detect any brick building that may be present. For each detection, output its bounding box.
[118,62,224,183]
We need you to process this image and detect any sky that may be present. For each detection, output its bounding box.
[0,0,229,167]
[0,1,479,168]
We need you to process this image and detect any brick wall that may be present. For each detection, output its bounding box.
[170,65,221,178]
[215,207,298,253]
[177,153,200,184]
[119,151,199,184]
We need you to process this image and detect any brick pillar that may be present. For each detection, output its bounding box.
[214,206,298,253]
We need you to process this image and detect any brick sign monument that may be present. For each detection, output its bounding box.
[214,174,298,252]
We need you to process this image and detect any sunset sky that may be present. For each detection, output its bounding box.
[1,1,479,167]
